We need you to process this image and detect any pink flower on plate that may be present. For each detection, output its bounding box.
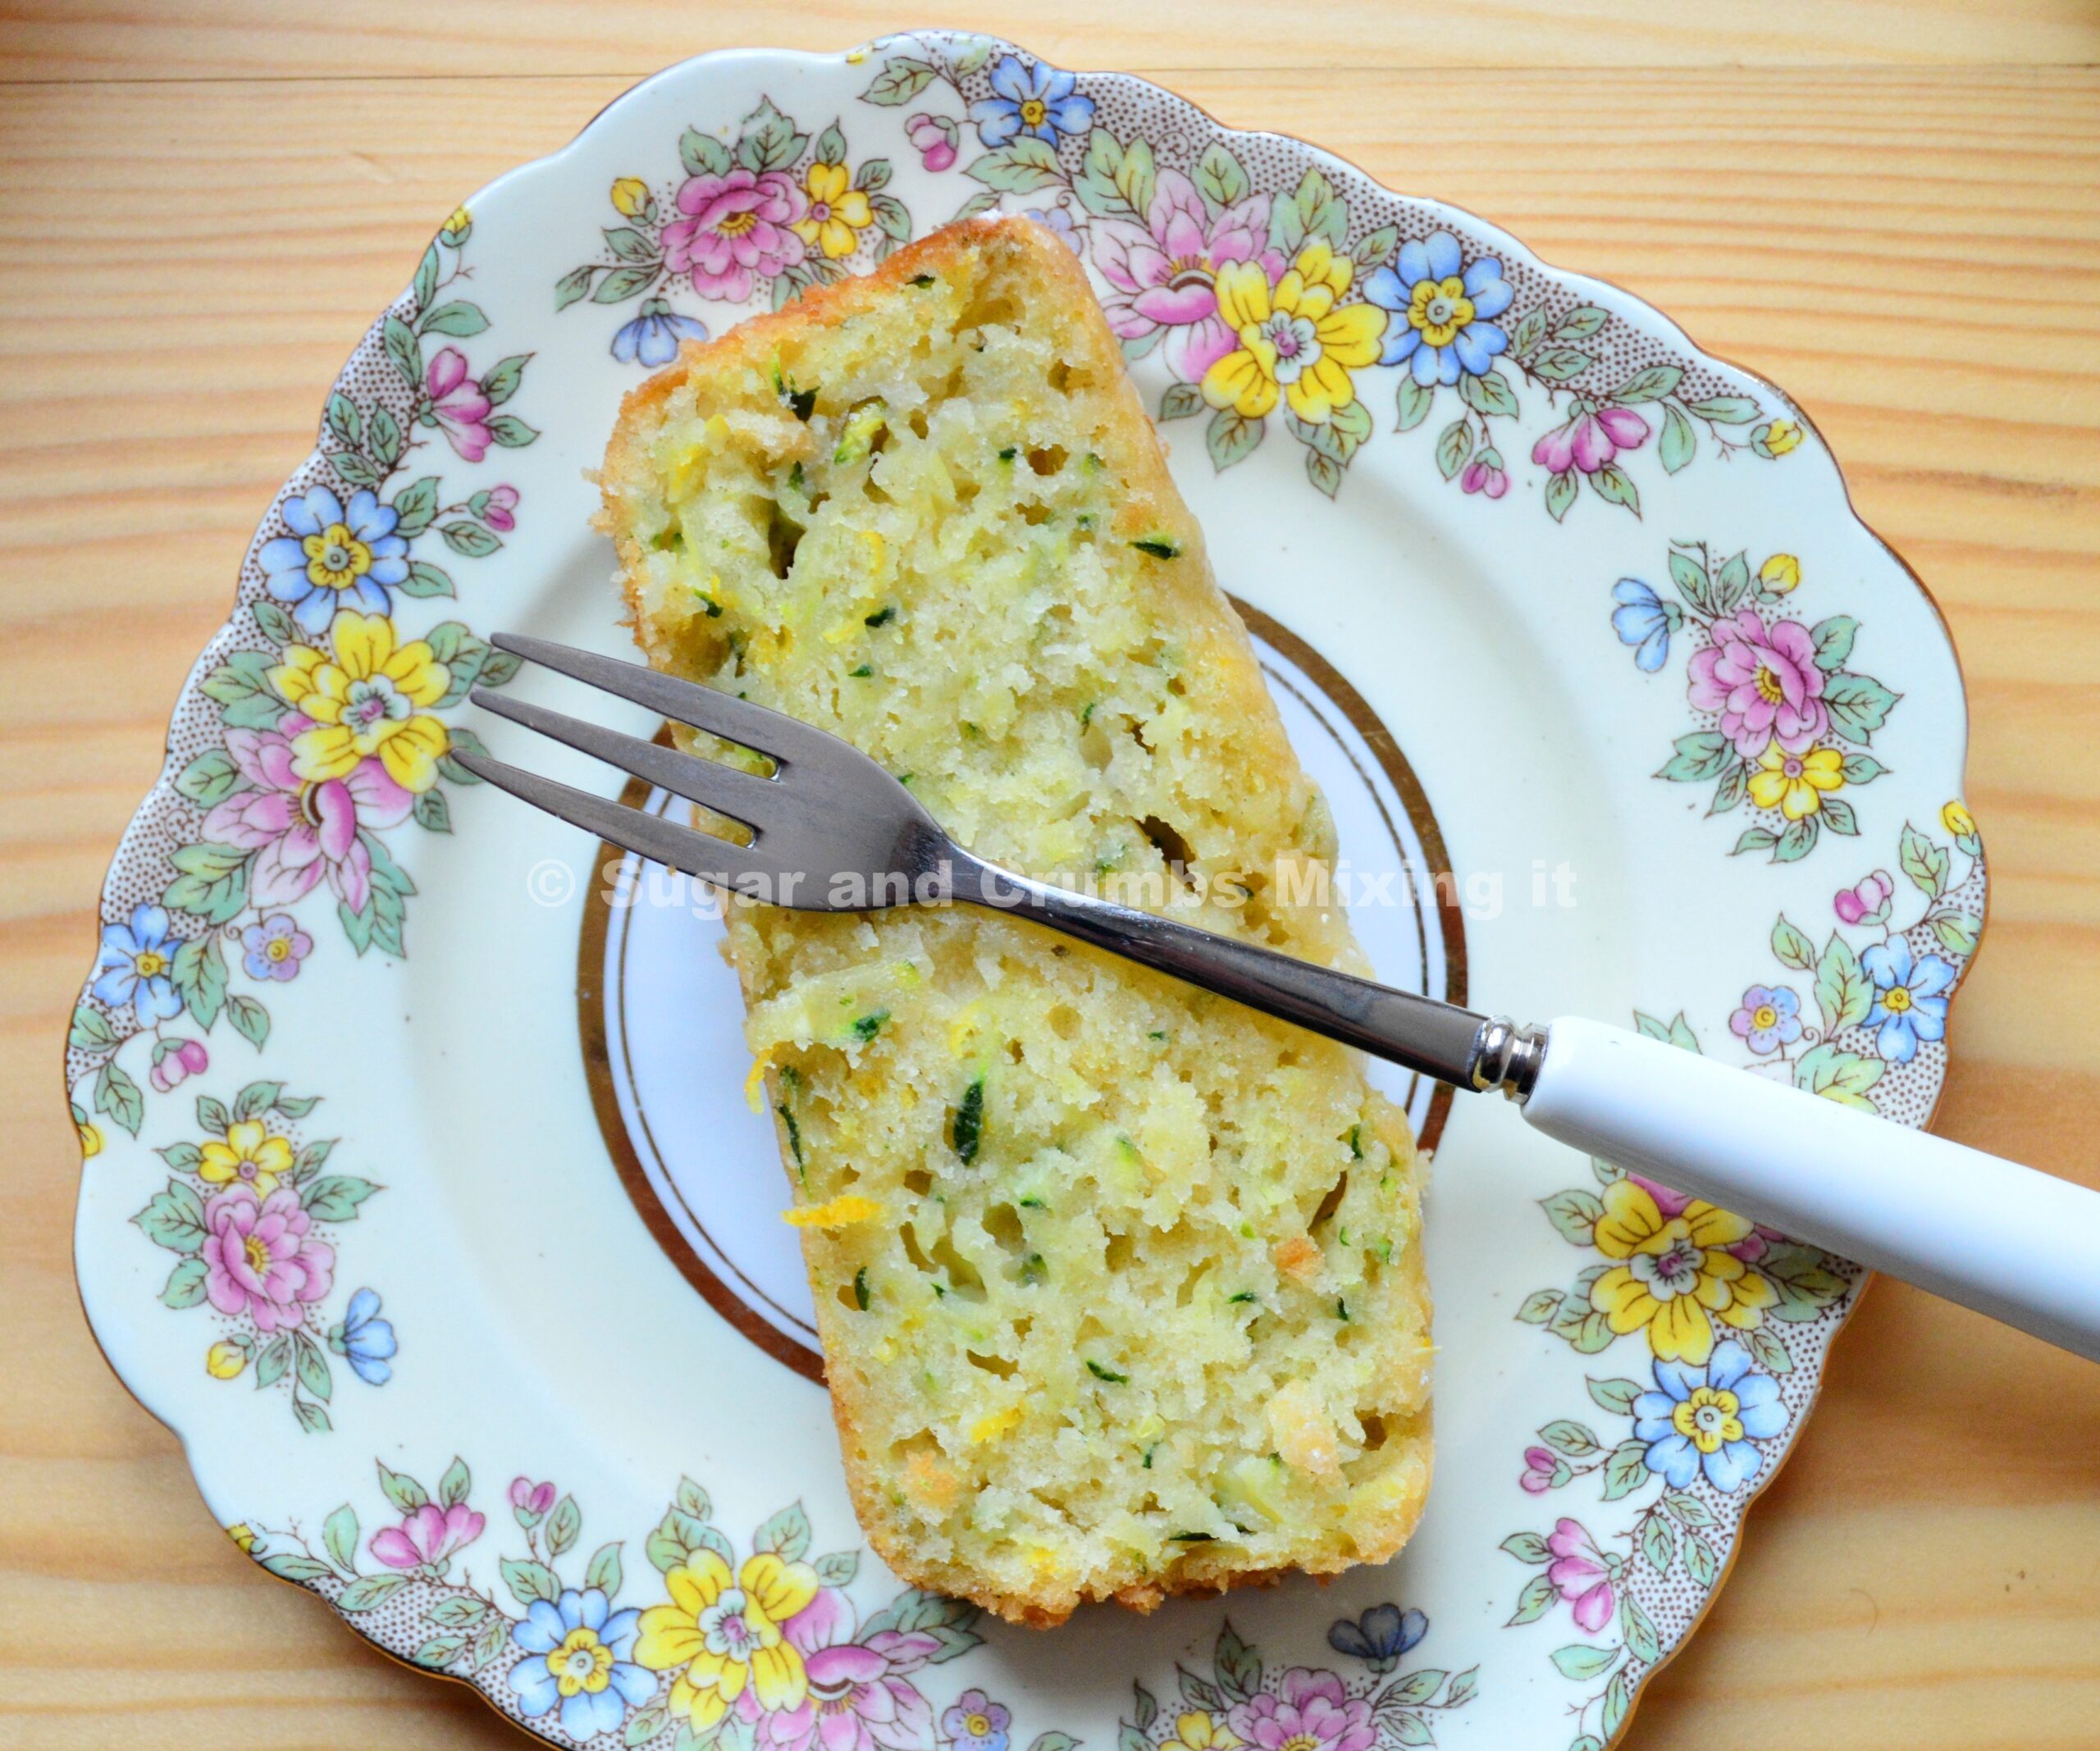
[480,484,519,532]
[1094,169,1282,385]
[203,723,413,916]
[1519,1443,1561,1494]
[426,348,494,463]
[509,1476,557,1525]
[369,1500,486,1571]
[663,167,807,303]
[1228,1670,1376,1751]
[150,1036,210,1093]
[1532,405,1649,476]
[1835,869,1895,925]
[199,1185,335,1334]
[905,112,958,174]
[756,1589,939,1751]
[1687,606,1830,757]
[1545,1518,1615,1633]
[1461,449,1509,498]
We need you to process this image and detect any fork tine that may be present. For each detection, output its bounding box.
[490,632,838,769]
[449,746,800,892]
[468,686,783,835]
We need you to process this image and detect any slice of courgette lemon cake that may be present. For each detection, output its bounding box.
[600,217,1431,1626]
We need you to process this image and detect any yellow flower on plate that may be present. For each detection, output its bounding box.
[635,1548,819,1726]
[207,1341,249,1380]
[272,611,450,793]
[226,1523,258,1553]
[1762,417,1803,455]
[77,1118,103,1159]
[1757,553,1801,594]
[792,163,873,260]
[546,1624,618,1699]
[1673,1384,1746,1454]
[1201,243,1388,426]
[298,519,377,594]
[441,207,472,244]
[1162,1712,1243,1751]
[1942,799,1977,839]
[1588,1179,1775,1364]
[1747,743,1844,821]
[198,1119,295,1196]
[611,177,651,218]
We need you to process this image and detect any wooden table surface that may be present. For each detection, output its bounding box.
[4,3,2098,1747]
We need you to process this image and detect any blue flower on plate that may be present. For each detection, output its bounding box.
[511,1586,651,1740]
[1327,1602,1428,1674]
[970,56,1094,148]
[613,298,710,367]
[1611,578,1681,673]
[92,903,185,1020]
[258,486,409,635]
[1364,231,1514,386]
[1861,937,1956,1064]
[1634,1338,1787,1493]
[327,1287,396,1385]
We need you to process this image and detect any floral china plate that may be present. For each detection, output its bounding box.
[69,32,1985,1751]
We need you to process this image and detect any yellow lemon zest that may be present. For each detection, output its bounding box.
[784,1193,882,1229]
[967,1404,1023,1444]
[743,1048,778,1112]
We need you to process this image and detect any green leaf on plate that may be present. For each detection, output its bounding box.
[501,1557,561,1607]
[1655,730,1732,783]
[1899,819,1949,899]
[1394,376,1435,431]
[1639,1515,1675,1578]
[1539,1188,1604,1247]
[1506,1570,1557,1626]
[1813,932,1872,1033]
[1773,815,1819,862]
[861,56,938,106]
[1550,1643,1621,1682]
[135,1180,205,1252]
[1539,1419,1601,1457]
[338,1572,408,1612]
[970,138,1064,196]
[1600,1439,1650,1502]
[1194,142,1250,209]
[1810,614,1859,672]
[1613,364,1682,404]
[160,1256,209,1308]
[1158,381,1203,422]
[1207,408,1264,472]
[1586,1375,1643,1416]
[1516,1288,1564,1325]
[322,1503,359,1572]
[1824,670,1900,742]
[1771,914,1817,970]
[1659,399,1695,472]
[1456,365,1518,419]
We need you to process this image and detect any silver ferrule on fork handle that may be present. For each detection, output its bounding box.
[1467,1016,1550,1102]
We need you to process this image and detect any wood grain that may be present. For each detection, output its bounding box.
[3,7,2097,1749]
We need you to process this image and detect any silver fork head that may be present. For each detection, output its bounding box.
[452,634,959,911]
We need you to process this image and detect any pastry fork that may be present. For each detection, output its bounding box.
[455,633,2100,1363]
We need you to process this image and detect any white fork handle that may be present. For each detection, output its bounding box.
[1522,1016,2100,1361]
